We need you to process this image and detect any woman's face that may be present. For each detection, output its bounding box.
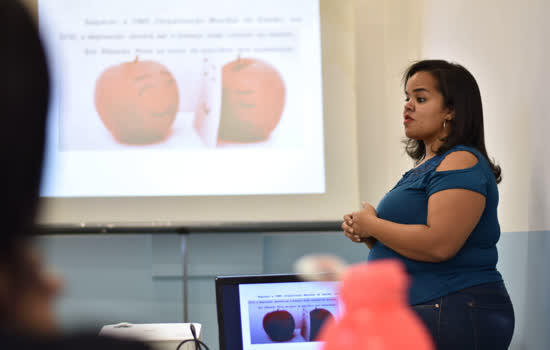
[403,71,453,143]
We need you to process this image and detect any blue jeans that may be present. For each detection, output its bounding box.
[412,281,514,350]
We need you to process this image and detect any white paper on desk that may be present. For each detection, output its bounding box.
[100,323,202,350]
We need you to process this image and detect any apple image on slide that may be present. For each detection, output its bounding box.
[217,57,286,144]
[301,308,334,341]
[262,310,295,342]
[94,57,179,145]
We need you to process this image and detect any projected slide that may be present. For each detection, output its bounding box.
[38,0,324,197]
[239,282,339,350]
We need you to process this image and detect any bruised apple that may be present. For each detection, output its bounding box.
[218,57,286,143]
[95,57,179,145]
[262,310,295,342]
[302,308,334,341]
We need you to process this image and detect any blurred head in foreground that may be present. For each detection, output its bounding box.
[318,260,434,350]
[295,256,435,349]
[0,0,61,335]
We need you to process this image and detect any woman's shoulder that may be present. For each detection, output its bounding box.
[429,145,496,190]
[436,147,479,172]
[434,145,488,171]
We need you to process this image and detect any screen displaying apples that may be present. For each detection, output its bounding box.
[240,281,339,350]
[38,0,324,197]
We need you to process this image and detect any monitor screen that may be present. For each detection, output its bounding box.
[216,274,340,350]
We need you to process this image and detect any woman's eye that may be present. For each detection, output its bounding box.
[404,96,410,102]
[417,97,426,103]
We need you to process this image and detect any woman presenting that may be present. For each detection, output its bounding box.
[342,60,514,349]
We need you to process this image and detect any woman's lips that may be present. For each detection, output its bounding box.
[403,115,414,124]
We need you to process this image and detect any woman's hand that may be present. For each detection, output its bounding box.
[351,201,378,237]
[342,202,379,249]
[342,214,362,243]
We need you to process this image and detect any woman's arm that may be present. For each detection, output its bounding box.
[349,151,485,262]
[355,190,484,262]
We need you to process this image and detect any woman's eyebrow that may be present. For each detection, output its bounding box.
[412,87,430,93]
[405,87,430,95]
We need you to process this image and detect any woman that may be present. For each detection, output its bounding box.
[0,1,149,349]
[342,60,514,349]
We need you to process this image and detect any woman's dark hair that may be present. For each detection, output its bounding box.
[1,0,50,262]
[402,59,502,183]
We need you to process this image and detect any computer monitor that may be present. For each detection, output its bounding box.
[215,274,340,350]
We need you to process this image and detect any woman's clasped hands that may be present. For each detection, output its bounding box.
[342,201,379,248]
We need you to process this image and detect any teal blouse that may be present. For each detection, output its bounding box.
[367,145,503,305]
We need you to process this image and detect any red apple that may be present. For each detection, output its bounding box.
[262,310,295,342]
[95,57,179,145]
[308,308,333,341]
[218,57,286,143]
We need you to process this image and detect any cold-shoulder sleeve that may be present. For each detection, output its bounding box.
[427,160,489,197]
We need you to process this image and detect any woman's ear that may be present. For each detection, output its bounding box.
[446,107,456,121]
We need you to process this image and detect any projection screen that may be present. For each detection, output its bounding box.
[30,0,359,229]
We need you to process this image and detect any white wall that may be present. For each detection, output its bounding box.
[422,0,550,233]
[354,0,424,205]
[525,0,550,231]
